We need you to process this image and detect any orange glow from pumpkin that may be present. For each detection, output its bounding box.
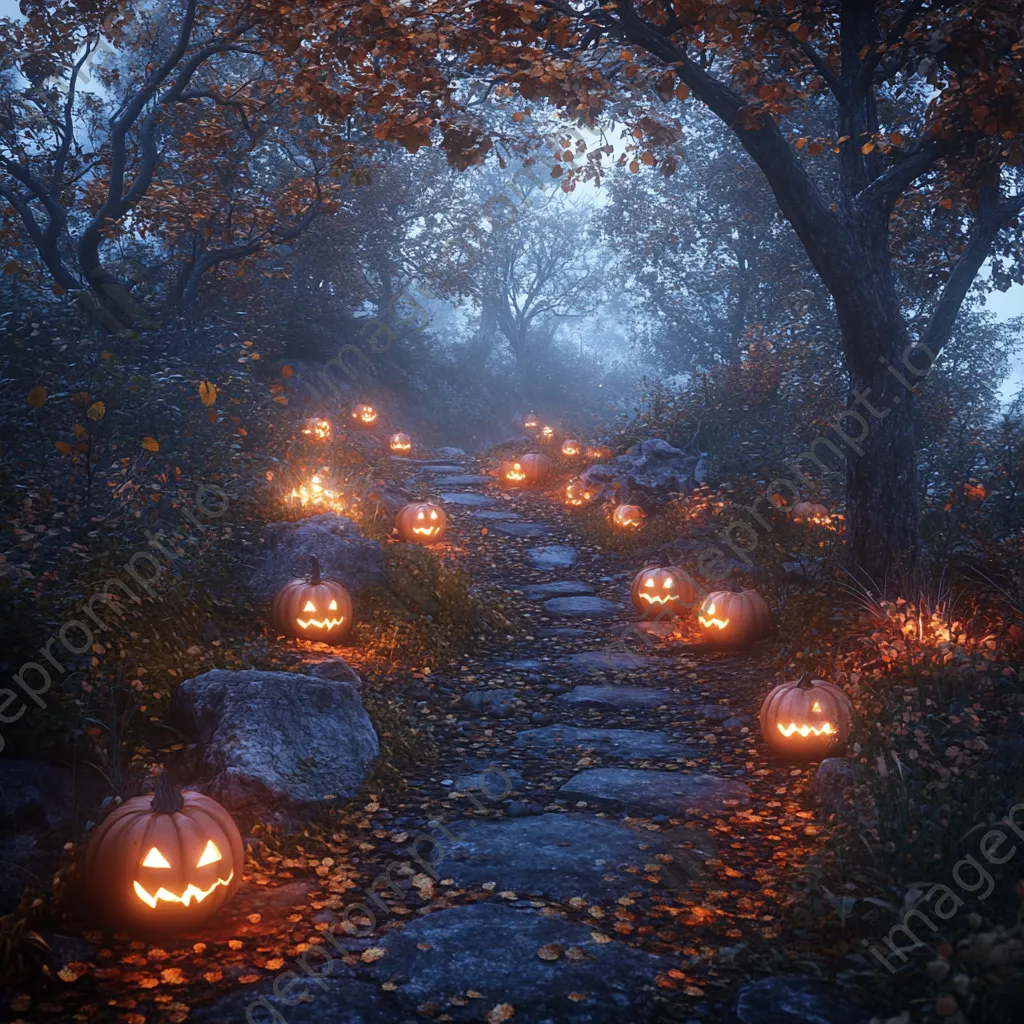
[301,419,331,441]
[284,474,356,515]
[777,722,835,738]
[561,439,580,456]
[505,462,527,483]
[541,426,554,439]
[133,871,235,909]
[698,603,730,630]
[612,504,645,529]
[352,403,377,425]
[389,432,412,453]
[565,479,592,506]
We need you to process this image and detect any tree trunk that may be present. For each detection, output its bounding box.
[841,330,921,588]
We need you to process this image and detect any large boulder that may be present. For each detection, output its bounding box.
[170,670,379,830]
[581,438,697,504]
[249,513,386,605]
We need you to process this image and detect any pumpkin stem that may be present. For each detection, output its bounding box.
[151,772,185,814]
[310,556,322,585]
[795,672,812,689]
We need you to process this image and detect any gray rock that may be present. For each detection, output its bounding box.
[432,474,493,486]
[489,521,550,538]
[249,513,386,604]
[417,464,465,473]
[560,768,752,816]
[581,438,697,504]
[366,482,413,514]
[815,758,861,816]
[696,704,739,723]
[503,658,548,671]
[472,510,522,520]
[514,726,693,760]
[451,766,522,798]
[309,658,362,686]
[439,492,495,507]
[365,903,672,1021]
[558,685,685,710]
[543,596,623,619]
[524,581,596,600]
[731,976,865,1024]
[434,447,466,458]
[563,651,660,672]
[443,814,674,900]
[527,545,578,569]
[170,670,379,829]
[461,688,521,718]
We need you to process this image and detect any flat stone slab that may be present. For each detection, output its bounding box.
[514,726,693,760]
[560,768,752,815]
[439,492,495,506]
[490,521,550,538]
[366,903,671,1021]
[503,657,548,670]
[472,509,522,520]
[417,464,465,473]
[527,545,578,569]
[443,814,673,900]
[732,976,864,1024]
[451,765,523,797]
[543,596,622,618]
[524,580,596,600]
[564,651,660,672]
[557,685,685,710]
[433,474,494,486]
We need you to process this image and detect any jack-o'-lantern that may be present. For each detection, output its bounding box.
[585,443,613,460]
[300,417,331,442]
[388,431,412,455]
[698,589,770,645]
[352,402,377,426]
[612,503,645,529]
[759,675,853,760]
[519,452,551,486]
[791,501,830,525]
[395,501,447,543]
[631,566,697,619]
[565,477,593,506]
[500,459,528,486]
[272,557,353,643]
[524,411,540,430]
[561,438,581,457]
[84,774,243,935]
[540,425,555,441]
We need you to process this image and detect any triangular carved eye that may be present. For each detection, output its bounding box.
[142,847,171,869]
[644,578,654,587]
[664,578,674,588]
[328,599,338,611]
[417,511,425,519]
[196,840,222,867]
[430,510,438,520]
[303,600,316,612]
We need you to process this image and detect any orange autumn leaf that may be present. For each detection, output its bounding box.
[27,386,48,408]
[141,436,160,452]
[198,380,217,406]
[54,439,72,454]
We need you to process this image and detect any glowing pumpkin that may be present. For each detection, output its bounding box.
[300,417,331,442]
[500,459,528,486]
[561,438,581,457]
[524,411,540,430]
[351,402,377,426]
[272,556,353,644]
[759,675,853,760]
[395,501,447,544]
[585,443,613,460]
[792,501,830,524]
[698,589,770,645]
[540,426,555,441]
[612,503,645,529]
[519,452,551,487]
[388,431,412,455]
[630,566,697,619]
[84,774,243,935]
[565,477,593,506]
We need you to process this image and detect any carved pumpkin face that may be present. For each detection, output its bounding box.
[759,676,853,760]
[585,444,613,460]
[541,426,554,440]
[630,566,697,619]
[352,402,377,426]
[84,775,243,935]
[500,460,527,486]
[565,477,593,506]
[561,438,581,457]
[300,418,331,442]
[388,431,412,454]
[791,501,830,525]
[698,589,770,646]
[272,557,353,643]
[395,501,447,544]
[612,503,645,529]
[518,452,551,487]
[524,411,539,430]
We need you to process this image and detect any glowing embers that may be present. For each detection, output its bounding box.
[395,501,447,544]
[352,402,378,426]
[612,503,645,529]
[564,478,593,507]
[300,417,331,442]
[791,501,836,528]
[284,473,353,514]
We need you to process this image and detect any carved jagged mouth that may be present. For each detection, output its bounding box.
[133,871,234,909]
[777,722,834,738]
[297,617,346,630]
[699,616,730,629]
[640,594,678,605]
[412,527,439,536]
